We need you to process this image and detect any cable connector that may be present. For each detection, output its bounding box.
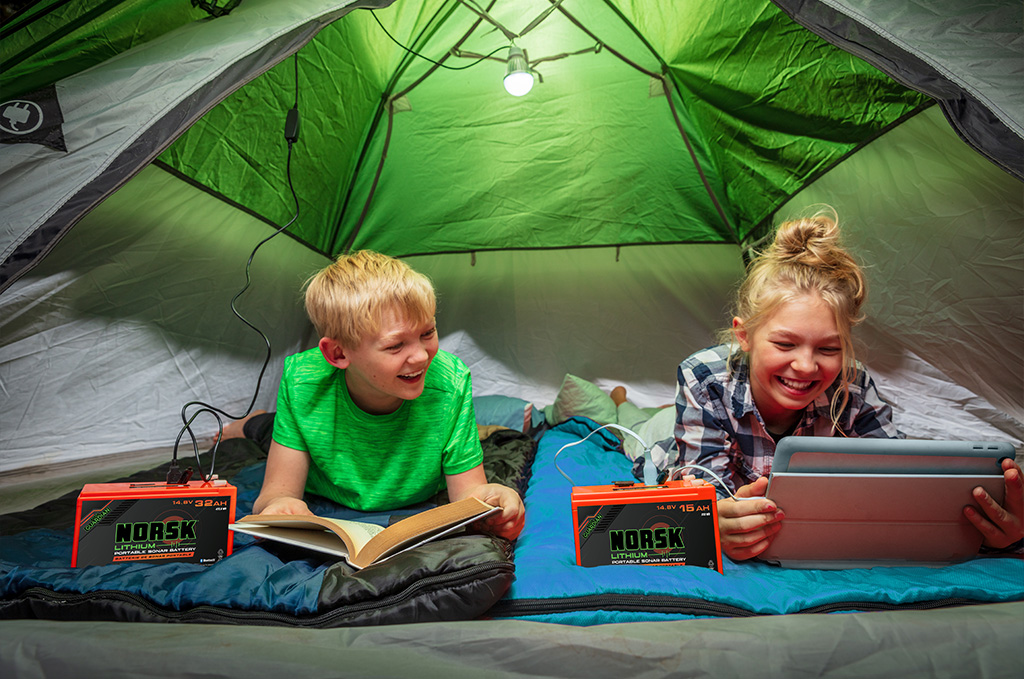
[643,444,663,485]
[166,459,182,484]
[285,107,300,144]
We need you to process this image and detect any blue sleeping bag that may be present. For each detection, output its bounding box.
[0,439,519,626]
[491,418,1024,625]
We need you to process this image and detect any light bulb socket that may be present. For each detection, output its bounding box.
[505,46,528,75]
[503,45,534,96]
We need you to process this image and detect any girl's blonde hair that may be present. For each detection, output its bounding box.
[727,207,867,429]
[304,250,436,348]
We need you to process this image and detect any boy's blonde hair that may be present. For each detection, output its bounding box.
[304,250,436,348]
[726,208,867,428]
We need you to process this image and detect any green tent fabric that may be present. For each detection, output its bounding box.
[156,0,929,256]
[0,0,1021,473]
[775,0,1023,182]
[3,0,933,278]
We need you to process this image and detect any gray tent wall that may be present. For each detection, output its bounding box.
[777,105,1023,442]
[1,0,1022,476]
[1,1,380,474]
[783,0,1023,441]
[776,0,1023,182]
[0,166,325,475]
[0,0,382,290]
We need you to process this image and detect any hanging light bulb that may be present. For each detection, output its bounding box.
[503,45,534,96]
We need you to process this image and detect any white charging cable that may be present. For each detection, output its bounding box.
[554,423,656,484]
[663,463,760,502]
[553,423,760,502]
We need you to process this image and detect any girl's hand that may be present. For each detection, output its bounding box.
[717,476,785,561]
[964,458,1024,550]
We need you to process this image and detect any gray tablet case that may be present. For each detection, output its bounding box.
[761,437,1014,568]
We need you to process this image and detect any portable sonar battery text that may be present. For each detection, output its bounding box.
[71,480,237,567]
[572,480,722,572]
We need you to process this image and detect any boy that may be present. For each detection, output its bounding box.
[251,250,525,541]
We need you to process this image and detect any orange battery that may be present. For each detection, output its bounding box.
[571,480,722,572]
[72,480,236,567]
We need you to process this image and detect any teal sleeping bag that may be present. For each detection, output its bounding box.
[491,418,1024,625]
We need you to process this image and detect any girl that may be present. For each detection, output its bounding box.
[669,210,1023,561]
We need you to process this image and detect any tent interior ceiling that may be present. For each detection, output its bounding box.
[4,0,933,262]
[0,0,1022,474]
[155,0,930,255]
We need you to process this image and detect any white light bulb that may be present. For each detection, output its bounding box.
[503,46,534,97]
[503,71,534,97]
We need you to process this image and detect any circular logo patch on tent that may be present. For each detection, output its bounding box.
[0,85,67,152]
[0,100,44,135]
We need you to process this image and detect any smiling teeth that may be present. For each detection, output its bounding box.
[779,377,813,390]
[401,370,424,379]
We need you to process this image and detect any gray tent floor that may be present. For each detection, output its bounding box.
[3,602,1021,679]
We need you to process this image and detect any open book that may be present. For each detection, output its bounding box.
[228,497,500,569]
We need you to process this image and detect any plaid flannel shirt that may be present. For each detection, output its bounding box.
[667,344,901,497]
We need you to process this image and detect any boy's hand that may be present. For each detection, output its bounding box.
[469,483,526,541]
[964,458,1024,550]
[716,476,784,561]
[253,442,312,516]
[255,496,313,517]
[446,465,525,541]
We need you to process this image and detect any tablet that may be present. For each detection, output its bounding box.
[760,437,1014,569]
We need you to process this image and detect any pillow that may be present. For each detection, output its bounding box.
[473,395,536,433]
[620,404,676,462]
[542,374,617,426]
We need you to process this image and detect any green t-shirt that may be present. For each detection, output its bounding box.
[272,348,484,511]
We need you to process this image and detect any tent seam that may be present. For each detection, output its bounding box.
[816,0,1023,139]
[14,1,367,241]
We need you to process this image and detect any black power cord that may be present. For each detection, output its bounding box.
[369,9,510,69]
[166,8,511,484]
[168,53,302,485]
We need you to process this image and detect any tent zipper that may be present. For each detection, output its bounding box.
[489,594,757,618]
[7,561,515,627]
[487,593,992,619]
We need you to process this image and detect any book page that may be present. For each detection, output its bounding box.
[230,515,386,560]
[352,497,498,568]
[230,499,498,569]
[318,517,386,552]
[228,523,353,559]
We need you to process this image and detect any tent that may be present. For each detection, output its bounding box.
[2,0,1020,475]
[1,0,1022,675]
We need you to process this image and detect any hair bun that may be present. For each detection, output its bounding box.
[766,209,866,314]
[771,214,843,270]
